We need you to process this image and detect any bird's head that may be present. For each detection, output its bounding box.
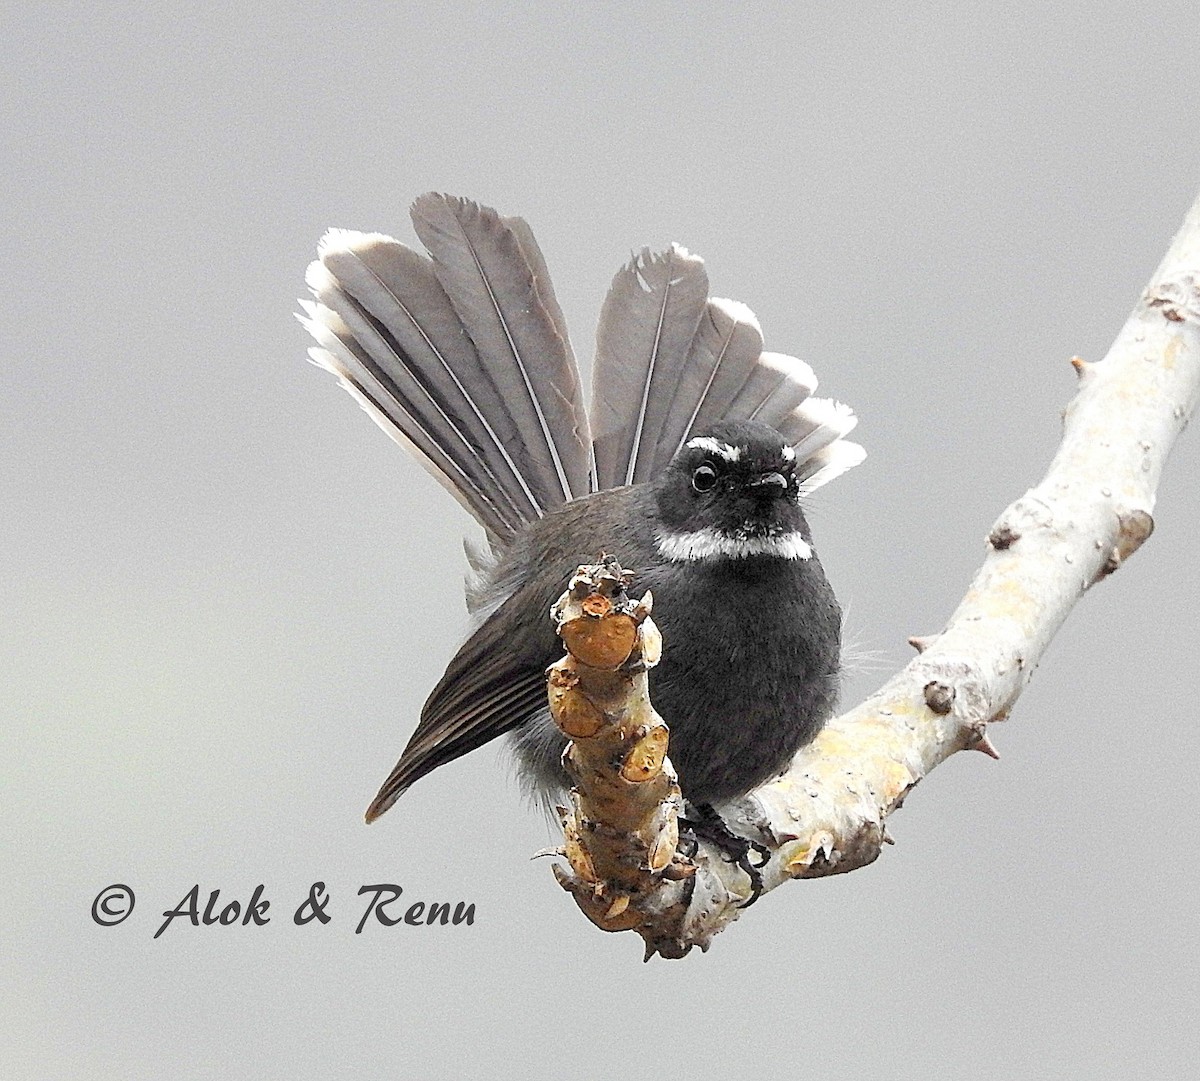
[653,420,813,562]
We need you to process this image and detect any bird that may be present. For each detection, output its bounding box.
[298,193,865,827]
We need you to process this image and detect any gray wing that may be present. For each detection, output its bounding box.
[364,582,559,822]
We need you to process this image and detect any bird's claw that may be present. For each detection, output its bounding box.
[678,803,771,908]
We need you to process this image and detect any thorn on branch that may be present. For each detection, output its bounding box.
[969,731,1001,760]
[1069,355,1095,380]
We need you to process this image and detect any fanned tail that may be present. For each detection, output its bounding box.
[300,197,592,541]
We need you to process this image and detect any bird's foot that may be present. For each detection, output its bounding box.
[678,803,771,908]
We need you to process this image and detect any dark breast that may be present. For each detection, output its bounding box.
[642,555,841,802]
[495,485,842,804]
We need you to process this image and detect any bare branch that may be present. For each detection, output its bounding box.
[548,189,1200,956]
[546,559,705,958]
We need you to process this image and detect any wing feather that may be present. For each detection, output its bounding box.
[364,589,557,821]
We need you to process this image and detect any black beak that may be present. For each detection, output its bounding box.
[744,471,787,493]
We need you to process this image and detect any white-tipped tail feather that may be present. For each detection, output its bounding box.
[301,199,596,541]
[781,397,858,462]
[797,439,867,494]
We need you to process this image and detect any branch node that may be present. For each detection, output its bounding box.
[1145,273,1200,324]
[923,680,956,715]
[1095,507,1154,581]
[1115,507,1155,562]
[988,522,1021,550]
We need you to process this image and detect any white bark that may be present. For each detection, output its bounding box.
[594,189,1200,958]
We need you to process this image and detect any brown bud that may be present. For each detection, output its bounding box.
[595,899,643,931]
[552,687,606,738]
[581,593,613,618]
[662,859,698,881]
[604,893,631,919]
[621,726,668,783]
[560,613,638,669]
[561,823,598,884]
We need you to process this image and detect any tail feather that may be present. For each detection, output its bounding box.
[313,231,540,528]
[591,245,709,489]
[411,194,592,506]
[779,397,859,460]
[728,351,819,429]
[503,211,597,490]
[504,214,573,353]
[650,297,764,475]
[797,439,867,494]
[299,302,515,536]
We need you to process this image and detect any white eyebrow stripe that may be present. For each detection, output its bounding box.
[655,528,813,562]
[685,437,741,462]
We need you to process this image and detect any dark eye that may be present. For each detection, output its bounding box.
[691,464,718,493]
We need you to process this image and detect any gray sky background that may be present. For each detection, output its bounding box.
[4,4,1199,1079]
